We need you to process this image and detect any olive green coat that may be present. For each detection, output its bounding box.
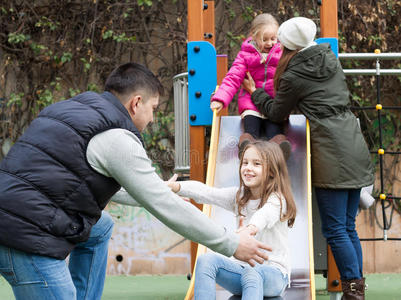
[251,43,374,189]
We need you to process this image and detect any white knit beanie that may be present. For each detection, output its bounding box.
[278,17,317,50]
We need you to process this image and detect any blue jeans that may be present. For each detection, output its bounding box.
[0,211,114,300]
[315,188,363,280]
[194,253,288,300]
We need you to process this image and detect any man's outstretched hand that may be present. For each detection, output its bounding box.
[233,229,272,267]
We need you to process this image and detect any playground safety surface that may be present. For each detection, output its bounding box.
[1,273,400,300]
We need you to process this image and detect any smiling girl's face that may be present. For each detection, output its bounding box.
[255,24,278,53]
[240,146,264,198]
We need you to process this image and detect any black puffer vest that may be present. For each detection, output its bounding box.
[0,91,142,259]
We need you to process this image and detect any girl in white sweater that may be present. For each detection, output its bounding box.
[168,140,296,299]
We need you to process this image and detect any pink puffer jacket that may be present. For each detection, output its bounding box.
[212,37,282,114]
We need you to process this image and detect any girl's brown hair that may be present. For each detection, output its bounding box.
[273,47,299,93]
[236,141,296,227]
[249,13,279,41]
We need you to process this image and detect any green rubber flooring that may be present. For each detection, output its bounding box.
[0,273,400,299]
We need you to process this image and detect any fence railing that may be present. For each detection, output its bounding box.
[340,53,401,75]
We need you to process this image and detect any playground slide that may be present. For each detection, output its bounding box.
[184,114,315,300]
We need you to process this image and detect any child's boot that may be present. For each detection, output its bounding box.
[341,278,365,300]
[238,133,255,159]
[269,134,291,161]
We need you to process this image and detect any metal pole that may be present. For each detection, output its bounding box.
[375,54,389,240]
[339,53,401,60]
[343,69,401,75]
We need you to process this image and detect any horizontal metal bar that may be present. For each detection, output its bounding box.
[360,238,401,241]
[173,72,188,80]
[339,53,401,60]
[174,166,190,173]
[343,69,401,75]
[338,53,401,75]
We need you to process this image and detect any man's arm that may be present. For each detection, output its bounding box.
[176,180,237,213]
[87,129,270,265]
[110,188,141,206]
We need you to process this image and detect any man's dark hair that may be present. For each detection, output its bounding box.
[105,62,164,99]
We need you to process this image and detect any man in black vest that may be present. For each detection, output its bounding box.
[0,62,272,300]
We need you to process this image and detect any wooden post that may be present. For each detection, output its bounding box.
[187,0,203,41]
[203,1,215,46]
[188,0,217,272]
[216,55,228,116]
[327,245,342,291]
[189,125,206,277]
[320,0,338,38]
[320,0,342,293]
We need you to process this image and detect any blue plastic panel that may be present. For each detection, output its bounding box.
[187,41,217,126]
[315,37,339,58]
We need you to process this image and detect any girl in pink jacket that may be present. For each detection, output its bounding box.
[210,13,290,159]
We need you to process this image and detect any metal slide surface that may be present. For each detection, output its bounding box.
[185,115,314,300]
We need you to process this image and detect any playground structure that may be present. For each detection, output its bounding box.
[189,111,314,300]
[171,0,401,299]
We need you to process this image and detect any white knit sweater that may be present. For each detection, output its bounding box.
[178,181,290,276]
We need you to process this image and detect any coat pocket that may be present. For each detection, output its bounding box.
[49,208,83,237]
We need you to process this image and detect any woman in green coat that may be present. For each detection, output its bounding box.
[243,17,374,300]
